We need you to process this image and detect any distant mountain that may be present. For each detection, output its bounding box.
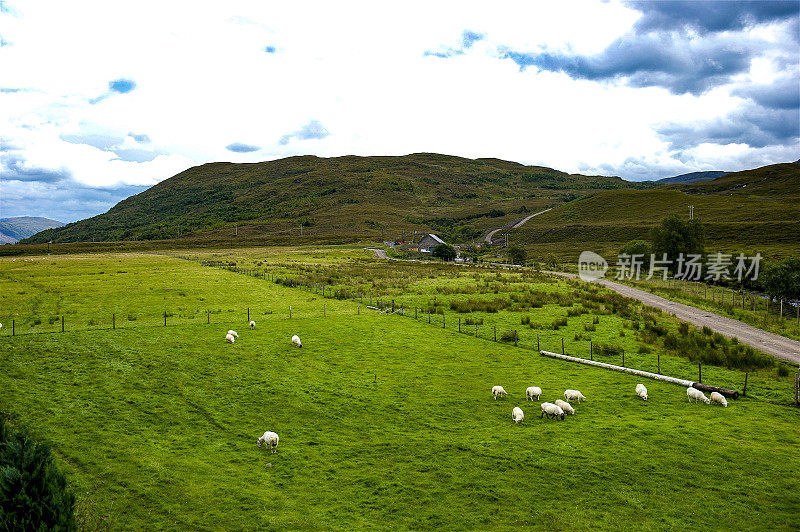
[20,153,653,244]
[0,217,65,244]
[656,171,728,185]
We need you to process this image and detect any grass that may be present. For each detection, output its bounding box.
[1,249,800,529]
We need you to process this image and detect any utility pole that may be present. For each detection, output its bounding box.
[300,225,303,237]
[688,205,694,220]
[235,223,238,237]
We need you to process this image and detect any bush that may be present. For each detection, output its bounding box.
[499,330,519,343]
[678,322,689,336]
[0,417,76,530]
[778,364,790,377]
[520,316,530,325]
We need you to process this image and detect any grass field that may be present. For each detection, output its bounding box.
[2,249,800,530]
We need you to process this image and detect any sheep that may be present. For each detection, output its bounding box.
[636,383,648,401]
[540,402,565,420]
[225,333,235,343]
[257,431,279,453]
[554,399,575,415]
[291,334,302,348]
[687,387,710,404]
[491,385,508,400]
[512,406,524,424]
[228,330,239,339]
[564,389,586,403]
[249,320,256,329]
[710,391,728,407]
[525,386,542,401]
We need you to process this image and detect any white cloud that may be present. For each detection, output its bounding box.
[1,0,797,221]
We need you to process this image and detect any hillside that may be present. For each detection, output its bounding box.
[22,153,650,245]
[0,217,64,244]
[510,161,800,260]
[656,170,727,184]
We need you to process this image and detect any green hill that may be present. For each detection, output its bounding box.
[512,162,800,260]
[22,153,648,245]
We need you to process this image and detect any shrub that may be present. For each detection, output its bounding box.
[464,317,483,325]
[664,333,678,349]
[0,417,76,530]
[584,323,596,332]
[678,322,689,336]
[521,316,530,325]
[702,326,713,335]
[778,364,790,377]
[499,330,519,343]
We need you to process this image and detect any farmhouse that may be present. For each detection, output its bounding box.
[417,233,446,252]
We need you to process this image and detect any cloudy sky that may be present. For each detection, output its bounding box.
[1,1,798,222]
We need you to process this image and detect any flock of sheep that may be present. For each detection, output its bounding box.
[495,381,728,425]
[222,322,305,454]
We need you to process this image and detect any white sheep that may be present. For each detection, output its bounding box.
[512,406,524,424]
[636,383,648,401]
[687,387,710,404]
[492,385,508,400]
[257,431,279,453]
[554,399,575,415]
[291,334,302,348]
[710,391,728,407]
[228,330,239,339]
[525,386,542,401]
[225,333,235,343]
[249,320,256,329]
[540,402,565,420]
[564,389,586,403]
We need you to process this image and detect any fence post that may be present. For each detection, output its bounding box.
[358,303,360,315]
[164,312,166,326]
[657,353,660,374]
[443,314,445,328]
[494,325,497,342]
[12,319,14,336]
[248,308,250,322]
[62,316,65,332]
[698,362,702,383]
[514,330,518,347]
[415,307,417,319]
[113,313,115,330]
[561,337,564,355]
[589,341,592,359]
[290,306,292,319]
[459,317,461,333]
[621,349,624,367]
[743,372,748,397]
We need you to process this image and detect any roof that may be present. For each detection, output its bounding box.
[420,233,445,245]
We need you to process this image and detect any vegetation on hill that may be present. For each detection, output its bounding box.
[22,153,649,245]
[0,217,64,244]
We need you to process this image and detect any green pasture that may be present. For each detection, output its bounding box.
[1,250,799,530]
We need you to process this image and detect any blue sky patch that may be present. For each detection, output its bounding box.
[109,78,136,93]
[226,142,260,153]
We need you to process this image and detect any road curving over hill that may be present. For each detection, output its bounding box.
[483,208,552,244]
[367,247,800,364]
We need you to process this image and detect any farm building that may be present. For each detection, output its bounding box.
[418,234,446,252]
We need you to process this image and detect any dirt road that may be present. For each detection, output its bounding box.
[483,208,552,244]
[366,247,800,364]
[550,272,800,364]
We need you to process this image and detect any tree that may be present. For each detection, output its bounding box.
[619,240,652,270]
[761,257,800,302]
[0,418,76,531]
[649,214,705,272]
[432,243,457,261]
[507,246,527,265]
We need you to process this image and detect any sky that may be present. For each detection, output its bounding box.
[1,0,798,223]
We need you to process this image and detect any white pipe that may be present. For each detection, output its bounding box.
[540,350,694,387]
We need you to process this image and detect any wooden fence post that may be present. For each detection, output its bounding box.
[514,330,518,347]
[113,313,115,330]
[62,316,65,332]
[163,312,166,326]
[290,306,292,318]
[443,314,445,328]
[248,308,250,322]
[698,362,702,383]
[561,337,564,355]
[657,353,660,374]
[589,341,592,359]
[494,325,497,342]
[743,372,748,397]
[357,303,360,315]
[459,317,461,333]
[415,307,417,319]
[621,349,624,367]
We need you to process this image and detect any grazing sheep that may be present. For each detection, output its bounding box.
[291,334,302,348]
[525,386,542,401]
[687,387,710,404]
[636,383,648,401]
[540,402,565,420]
[512,406,524,424]
[710,391,728,407]
[564,389,586,403]
[249,320,256,329]
[225,333,235,343]
[228,330,239,339]
[554,399,575,415]
[492,385,508,400]
[257,431,279,453]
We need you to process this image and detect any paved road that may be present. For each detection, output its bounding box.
[483,208,552,244]
[366,247,800,364]
[549,272,800,365]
